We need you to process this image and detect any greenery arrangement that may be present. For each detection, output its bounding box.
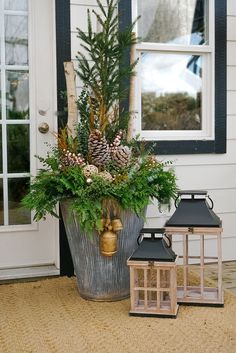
[23,0,177,233]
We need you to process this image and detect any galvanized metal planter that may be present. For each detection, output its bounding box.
[60,199,145,301]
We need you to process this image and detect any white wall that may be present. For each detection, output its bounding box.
[70,0,236,260]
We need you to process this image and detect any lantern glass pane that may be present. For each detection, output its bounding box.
[160,291,171,309]
[204,265,218,288]
[147,291,157,309]
[160,269,170,288]
[135,268,144,288]
[204,235,217,260]
[177,266,184,286]
[188,265,201,288]
[135,290,145,308]
[147,268,157,288]
[188,235,200,265]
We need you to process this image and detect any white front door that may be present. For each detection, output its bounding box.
[0,0,59,278]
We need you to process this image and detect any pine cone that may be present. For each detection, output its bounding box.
[112,146,132,168]
[59,150,85,169]
[88,129,110,167]
[109,130,123,154]
[82,164,98,178]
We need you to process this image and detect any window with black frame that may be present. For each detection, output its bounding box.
[119,0,226,154]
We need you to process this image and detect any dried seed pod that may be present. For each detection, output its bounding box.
[82,164,98,178]
[98,171,113,183]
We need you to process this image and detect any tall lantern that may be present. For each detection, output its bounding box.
[127,228,179,318]
[165,190,224,306]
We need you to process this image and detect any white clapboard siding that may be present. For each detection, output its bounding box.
[227,67,236,91]
[71,33,91,61]
[227,16,236,41]
[227,116,236,140]
[228,91,236,115]
[71,0,107,6]
[228,0,236,16]
[147,189,236,217]
[227,42,236,66]
[71,3,107,32]
[175,165,236,190]
[70,1,236,260]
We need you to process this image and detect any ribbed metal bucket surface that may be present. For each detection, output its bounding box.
[60,200,145,301]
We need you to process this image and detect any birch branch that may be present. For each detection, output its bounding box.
[64,61,78,138]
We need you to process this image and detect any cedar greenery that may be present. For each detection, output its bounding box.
[22,0,178,233]
[23,150,177,233]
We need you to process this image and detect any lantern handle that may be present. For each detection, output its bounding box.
[163,233,172,248]
[137,233,143,245]
[174,195,180,209]
[207,195,214,210]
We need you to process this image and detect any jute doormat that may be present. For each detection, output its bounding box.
[0,277,236,353]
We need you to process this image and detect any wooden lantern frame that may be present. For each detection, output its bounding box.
[165,226,224,306]
[127,259,179,318]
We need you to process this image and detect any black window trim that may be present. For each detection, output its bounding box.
[56,0,74,276]
[119,0,227,155]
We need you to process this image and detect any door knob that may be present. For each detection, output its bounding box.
[38,122,49,134]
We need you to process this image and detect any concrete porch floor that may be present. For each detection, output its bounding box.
[205,261,236,295]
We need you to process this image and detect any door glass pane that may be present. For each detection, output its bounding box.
[0,179,3,225]
[7,124,30,173]
[4,0,28,11]
[0,125,2,173]
[6,70,29,120]
[8,177,31,225]
[5,15,28,65]
[137,0,208,45]
[0,75,2,119]
[141,52,202,131]
[1,0,31,227]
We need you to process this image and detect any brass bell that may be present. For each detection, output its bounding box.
[100,230,118,257]
[111,218,123,232]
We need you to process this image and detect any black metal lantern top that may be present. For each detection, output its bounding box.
[165,190,222,228]
[129,228,177,262]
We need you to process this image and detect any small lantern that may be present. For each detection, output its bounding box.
[127,228,179,318]
[165,190,224,306]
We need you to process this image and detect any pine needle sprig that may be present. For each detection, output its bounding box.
[76,0,139,138]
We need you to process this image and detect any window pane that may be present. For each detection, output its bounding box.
[6,70,29,120]
[5,15,28,65]
[0,179,3,225]
[8,177,31,225]
[7,124,30,173]
[137,0,208,45]
[4,0,28,11]
[141,53,202,131]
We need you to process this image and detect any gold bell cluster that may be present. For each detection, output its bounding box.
[99,218,123,257]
